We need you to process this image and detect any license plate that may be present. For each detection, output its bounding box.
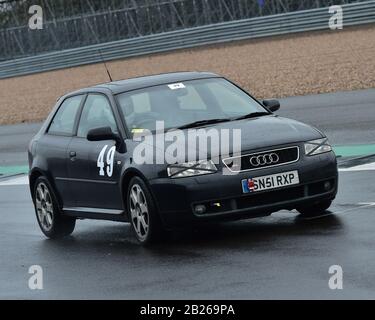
[241,170,299,193]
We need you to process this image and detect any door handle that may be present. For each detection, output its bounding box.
[69,151,76,160]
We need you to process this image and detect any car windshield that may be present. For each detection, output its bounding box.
[116,77,268,134]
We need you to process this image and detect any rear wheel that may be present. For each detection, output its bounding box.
[127,176,164,244]
[33,176,76,238]
[297,200,332,217]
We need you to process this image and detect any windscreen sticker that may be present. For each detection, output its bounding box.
[167,83,186,90]
[131,128,146,133]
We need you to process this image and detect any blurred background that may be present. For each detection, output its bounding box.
[0,0,365,60]
[0,0,374,125]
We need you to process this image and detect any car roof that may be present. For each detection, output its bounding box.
[69,71,220,96]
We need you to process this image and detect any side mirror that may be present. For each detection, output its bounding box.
[263,99,280,112]
[87,126,126,153]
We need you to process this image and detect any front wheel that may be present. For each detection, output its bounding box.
[33,176,76,238]
[127,176,164,244]
[297,200,333,217]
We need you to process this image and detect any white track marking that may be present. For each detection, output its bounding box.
[334,203,375,217]
[295,202,375,220]
[339,161,375,172]
[296,212,333,220]
[0,175,29,186]
[357,202,375,206]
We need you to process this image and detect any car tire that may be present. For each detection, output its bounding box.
[127,176,164,244]
[33,176,76,238]
[297,200,333,217]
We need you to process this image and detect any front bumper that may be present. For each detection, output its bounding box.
[149,150,338,228]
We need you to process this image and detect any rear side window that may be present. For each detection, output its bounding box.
[48,95,83,135]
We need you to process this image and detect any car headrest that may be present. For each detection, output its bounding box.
[149,90,179,113]
[119,95,134,116]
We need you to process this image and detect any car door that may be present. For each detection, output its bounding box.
[38,94,85,207]
[67,93,123,211]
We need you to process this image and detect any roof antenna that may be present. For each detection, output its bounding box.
[98,49,113,82]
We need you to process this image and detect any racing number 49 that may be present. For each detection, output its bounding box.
[97,145,116,177]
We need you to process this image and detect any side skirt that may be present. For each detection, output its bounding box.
[63,207,129,222]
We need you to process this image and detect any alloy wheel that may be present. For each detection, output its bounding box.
[129,184,149,240]
[35,182,54,231]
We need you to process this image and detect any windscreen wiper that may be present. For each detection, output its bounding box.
[233,112,270,121]
[177,118,231,130]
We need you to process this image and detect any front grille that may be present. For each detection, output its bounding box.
[194,185,305,215]
[222,146,299,172]
[193,178,336,216]
[236,186,304,209]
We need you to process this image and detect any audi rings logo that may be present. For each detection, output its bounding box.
[250,153,279,167]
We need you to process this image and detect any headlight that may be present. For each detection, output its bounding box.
[304,138,332,156]
[167,160,217,178]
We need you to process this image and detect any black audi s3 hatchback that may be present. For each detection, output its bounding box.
[28,72,338,244]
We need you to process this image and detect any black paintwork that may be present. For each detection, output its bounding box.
[28,72,338,227]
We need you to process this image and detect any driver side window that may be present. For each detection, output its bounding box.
[77,94,118,138]
[48,95,83,136]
